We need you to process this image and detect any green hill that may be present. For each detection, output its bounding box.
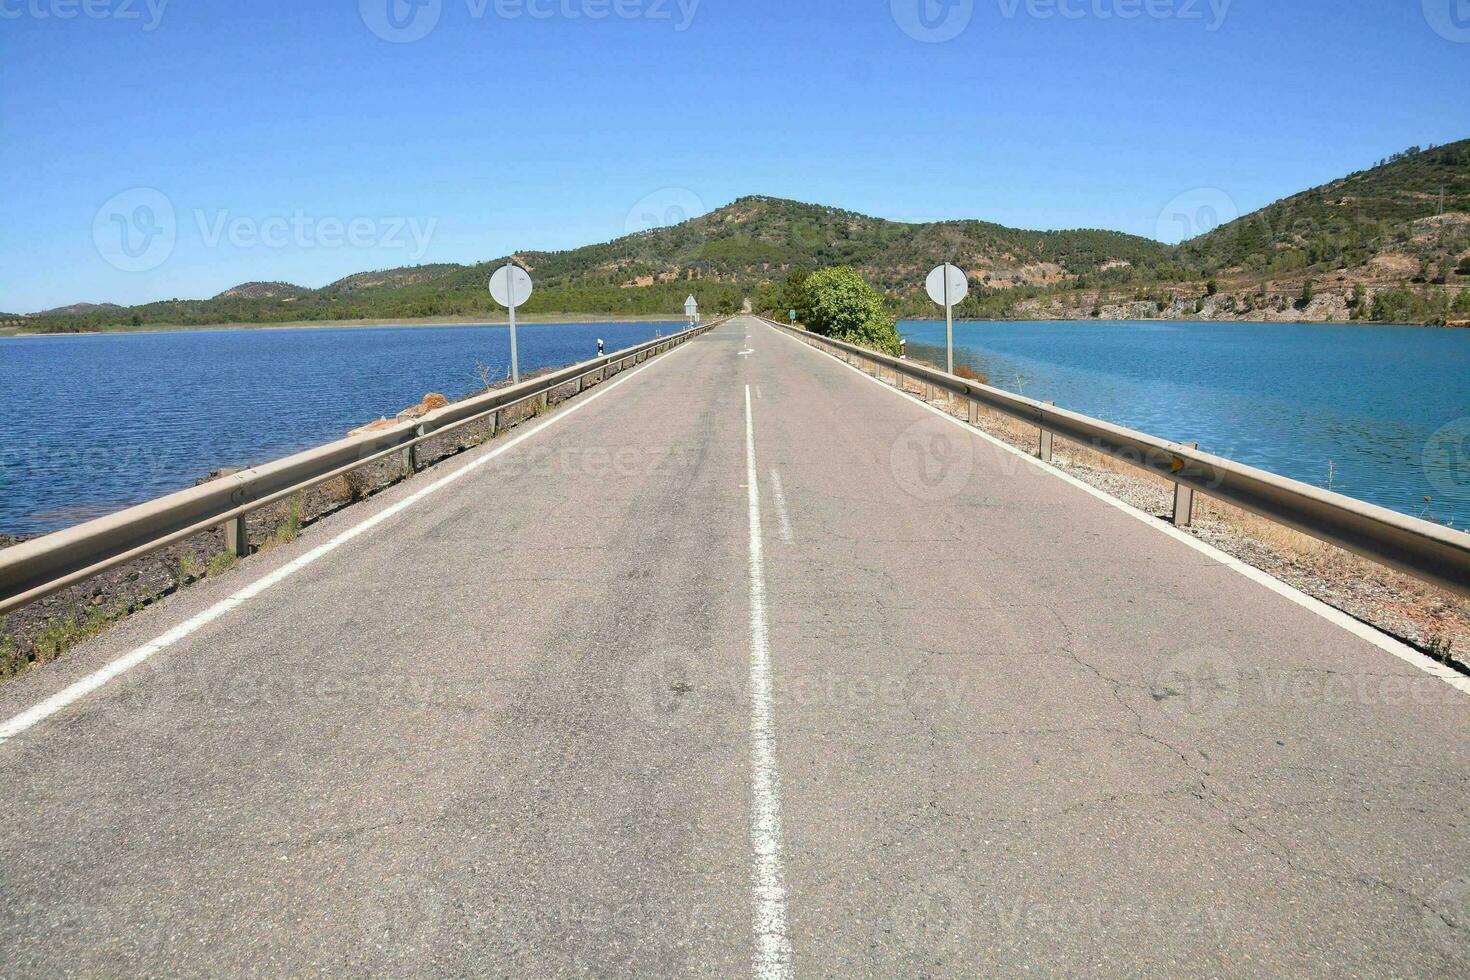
[1180,141,1470,278]
[18,139,1470,332]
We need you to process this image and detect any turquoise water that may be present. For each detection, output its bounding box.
[900,319,1470,526]
[0,321,675,534]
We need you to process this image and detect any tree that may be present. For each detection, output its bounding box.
[1349,284,1367,319]
[803,266,902,355]
[1205,278,1218,296]
[777,269,811,323]
[755,280,782,314]
[1299,279,1315,307]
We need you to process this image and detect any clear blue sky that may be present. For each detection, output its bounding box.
[1,0,1466,312]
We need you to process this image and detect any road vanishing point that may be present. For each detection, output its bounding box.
[1,317,1467,976]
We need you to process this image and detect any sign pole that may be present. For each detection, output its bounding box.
[944,263,954,374]
[508,293,520,384]
[927,263,968,376]
[490,264,533,387]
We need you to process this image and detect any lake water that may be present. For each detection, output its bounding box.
[0,321,677,535]
[901,319,1470,526]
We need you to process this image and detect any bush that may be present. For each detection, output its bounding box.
[954,364,990,385]
[1458,256,1470,277]
[803,266,902,355]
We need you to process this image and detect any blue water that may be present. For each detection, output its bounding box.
[0,321,676,534]
[901,319,1470,526]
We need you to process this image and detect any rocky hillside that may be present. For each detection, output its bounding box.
[212,281,311,300]
[19,139,1470,331]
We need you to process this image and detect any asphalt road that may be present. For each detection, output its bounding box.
[1,316,1467,977]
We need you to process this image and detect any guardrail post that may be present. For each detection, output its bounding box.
[1173,442,1198,527]
[224,515,248,558]
[405,423,423,473]
[405,424,424,472]
[1038,402,1055,463]
[968,399,979,425]
[539,391,549,412]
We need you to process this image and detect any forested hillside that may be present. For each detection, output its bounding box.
[15,140,1470,332]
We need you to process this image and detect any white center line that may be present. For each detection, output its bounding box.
[768,468,794,545]
[744,384,795,979]
[0,345,698,746]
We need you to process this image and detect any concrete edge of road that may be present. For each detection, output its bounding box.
[762,319,1470,699]
[0,331,709,747]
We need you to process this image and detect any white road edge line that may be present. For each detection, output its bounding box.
[0,340,702,746]
[764,321,1470,698]
[744,384,795,979]
[768,468,794,545]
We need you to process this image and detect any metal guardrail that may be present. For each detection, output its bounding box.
[759,315,1470,599]
[0,319,723,614]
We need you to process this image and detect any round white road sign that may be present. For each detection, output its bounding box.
[489,264,534,308]
[925,263,969,307]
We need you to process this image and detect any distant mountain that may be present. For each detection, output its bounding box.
[18,139,1470,331]
[321,265,464,293]
[213,281,311,300]
[1181,142,1470,272]
[39,302,125,317]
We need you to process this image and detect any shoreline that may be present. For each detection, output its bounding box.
[0,313,687,338]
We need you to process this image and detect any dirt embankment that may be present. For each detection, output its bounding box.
[1015,273,1470,326]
